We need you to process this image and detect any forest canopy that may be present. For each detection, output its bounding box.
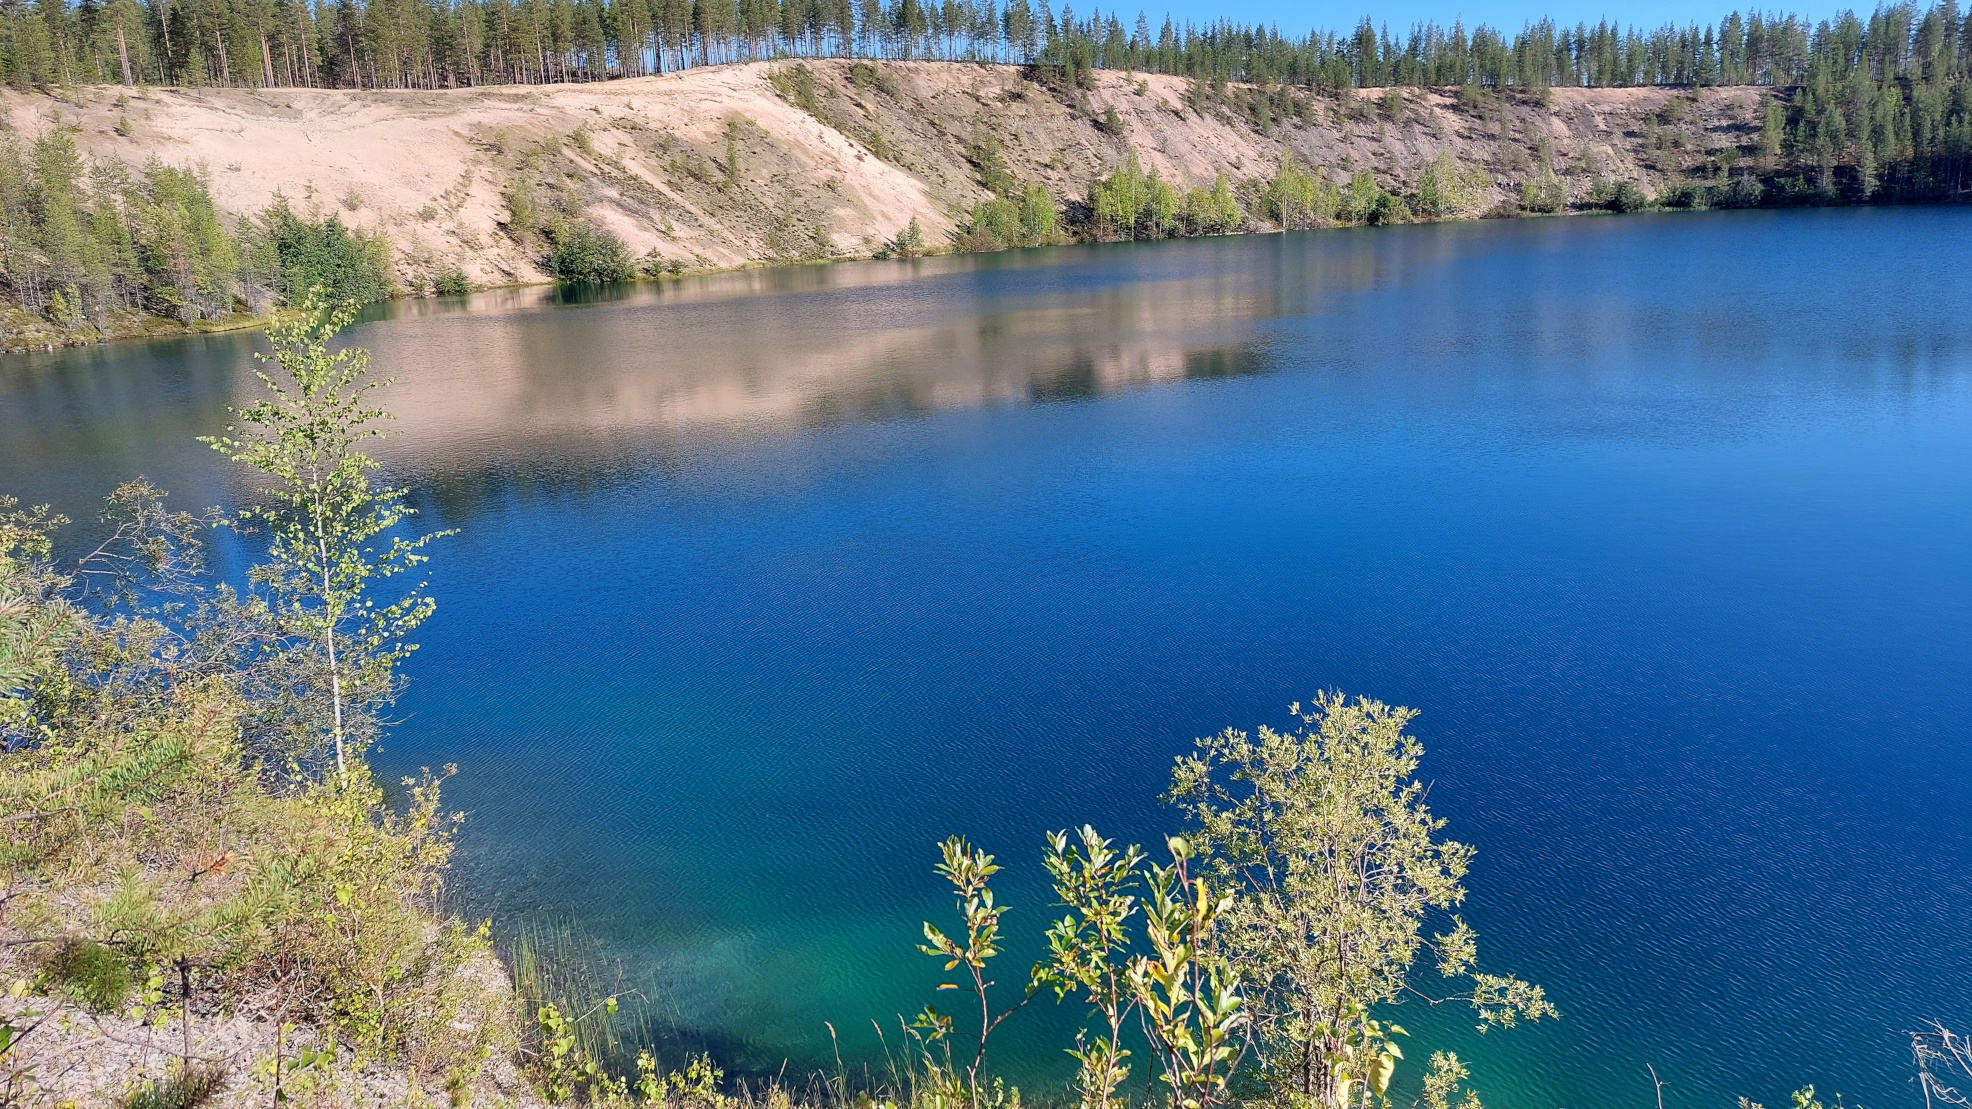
[0,0,1966,97]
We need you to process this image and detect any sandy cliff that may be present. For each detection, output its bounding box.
[1,63,1770,289]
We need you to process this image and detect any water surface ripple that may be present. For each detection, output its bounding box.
[3,208,1969,1109]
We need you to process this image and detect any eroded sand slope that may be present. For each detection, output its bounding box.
[2,63,1769,287]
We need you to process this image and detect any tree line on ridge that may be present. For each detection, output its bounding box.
[0,0,1968,98]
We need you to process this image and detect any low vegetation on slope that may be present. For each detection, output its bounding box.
[1,0,1966,351]
[0,299,505,1106]
[0,129,420,350]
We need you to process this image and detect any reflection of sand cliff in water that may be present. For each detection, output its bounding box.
[354,260,1279,472]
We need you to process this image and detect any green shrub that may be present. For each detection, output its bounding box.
[43,939,132,1011]
[1263,151,1340,229]
[545,222,634,284]
[952,184,1061,252]
[1415,151,1493,218]
[263,199,393,306]
[0,134,247,326]
[1180,173,1243,234]
[118,1063,228,1109]
[769,63,822,115]
[1090,153,1179,239]
[1520,168,1568,213]
[848,61,900,98]
[1659,182,1710,208]
[1717,175,1767,208]
[1369,190,1412,224]
[1590,179,1651,213]
[1340,170,1385,222]
[966,132,1016,198]
[955,196,1020,251]
[504,178,539,235]
[432,267,471,297]
[875,218,926,259]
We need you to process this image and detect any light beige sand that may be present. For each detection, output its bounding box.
[1,65,1767,290]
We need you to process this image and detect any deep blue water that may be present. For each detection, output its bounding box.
[3,208,1970,1109]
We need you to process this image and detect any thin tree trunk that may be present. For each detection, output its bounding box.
[160,0,173,81]
[179,961,193,1068]
[317,529,347,784]
[117,24,132,85]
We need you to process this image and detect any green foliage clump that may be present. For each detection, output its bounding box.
[432,266,472,297]
[0,132,246,331]
[1,580,492,1077]
[1089,153,1179,240]
[505,178,540,236]
[954,185,1061,252]
[847,61,902,98]
[41,940,133,1012]
[263,199,393,306]
[1658,181,1710,208]
[769,63,823,116]
[966,132,1018,199]
[893,694,1556,1109]
[1519,165,1569,213]
[1414,151,1493,219]
[1341,170,1410,224]
[1263,151,1340,230]
[1168,693,1555,1108]
[0,305,502,1089]
[640,249,686,278]
[876,218,927,259]
[907,829,1246,1109]
[1180,174,1245,235]
[1088,154,1243,240]
[1589,178,1652,212]
[546,221,635,284]
[1418,1052,1483,1109]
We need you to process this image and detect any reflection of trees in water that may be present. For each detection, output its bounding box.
[357,247,1329,529]
[404,331,1273,527]
[0,229,1465,512]
[347,225,1593,528]
[34,216,1955,536]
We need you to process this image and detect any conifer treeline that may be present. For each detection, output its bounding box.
[2,0,1968,93]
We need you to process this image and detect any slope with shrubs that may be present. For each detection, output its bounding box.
[4,62,1776,304]
[0,301,513,1107]
[0,126,406,352]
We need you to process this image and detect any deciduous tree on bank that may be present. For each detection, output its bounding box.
[203,292,449,783]
[1168,693,1555,1109]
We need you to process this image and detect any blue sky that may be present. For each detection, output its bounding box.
[1130,0,1746,36]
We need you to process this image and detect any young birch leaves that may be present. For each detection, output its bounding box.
[1168,692,1554,1109]
[1034,827,1145,1109]
[919,836,1026,1109]
[1129,836,1248,1109]
[202,291,449,784]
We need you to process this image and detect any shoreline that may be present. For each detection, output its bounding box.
[8,197,1962,359]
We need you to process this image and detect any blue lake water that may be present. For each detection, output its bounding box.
[3,208,1970,1109]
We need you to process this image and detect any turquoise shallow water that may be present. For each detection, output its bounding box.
[4,208,1971,1108]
